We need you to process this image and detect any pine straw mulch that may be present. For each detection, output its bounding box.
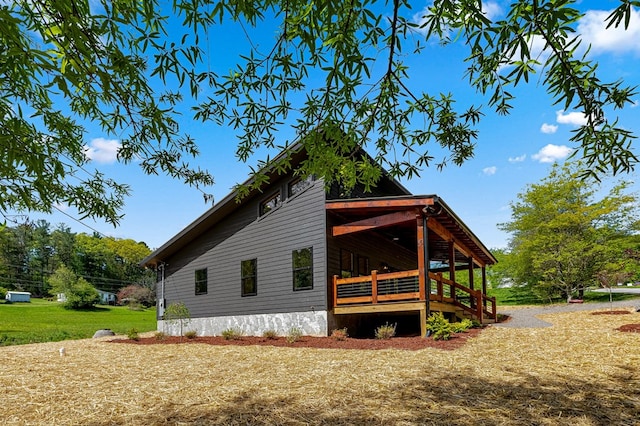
[2,307,640,426]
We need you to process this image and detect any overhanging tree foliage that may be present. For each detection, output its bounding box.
[1,0,637,224]
[498,162,639,301]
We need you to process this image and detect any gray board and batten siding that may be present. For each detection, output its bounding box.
[159,175,328,321]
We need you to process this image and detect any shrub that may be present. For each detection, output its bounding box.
[184,330,198,339]
[286,327,303,344]
[154,331,167,341]
[426,312,452,340]
[117,285,156,307]
[331,327,348,341]
[262,329,278,339]
[0,287,7,300]
[451,318,474,333]
[221,328,243,340]
[127,328,139,341]
[375,322,396,340]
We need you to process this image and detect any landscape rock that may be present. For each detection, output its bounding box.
[93,329,115,338]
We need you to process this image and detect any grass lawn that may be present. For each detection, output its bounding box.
[488,286,640,305]
[0,298,156,346]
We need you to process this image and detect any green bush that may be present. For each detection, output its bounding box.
[0,287,7,300]
[426,312,453,340]
[374,322,396,340]
[184,330,198,339]
[154,331,167,341]
[127,328,139,341]
[451,318,474,333]
[427,313,476,340]
[286,327,302,344]
[262,329,278,339]
[221,328,243,340]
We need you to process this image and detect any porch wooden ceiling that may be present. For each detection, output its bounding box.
[326,195,497,267]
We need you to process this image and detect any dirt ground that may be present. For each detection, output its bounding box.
[111,328,484,350]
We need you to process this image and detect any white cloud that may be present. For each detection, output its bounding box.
[482,166,497,176]
[481,1,502,20]
[540,123,558,134]
[632,100,639,108]
[84,138,121,164]
[508,154,526,163]
[577,9,640,55]
[532,144,573,163]
[556,110,588,126]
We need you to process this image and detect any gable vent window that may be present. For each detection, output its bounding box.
[195,268,208,295]
[292,247,313,291]
[241,258,257,296]
[259,191,281,216]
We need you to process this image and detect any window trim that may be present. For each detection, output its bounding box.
[195,268,208,295]
[259,191,282,216]
[292,247,313,291]
[241,258,258,297]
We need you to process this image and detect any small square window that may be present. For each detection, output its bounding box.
[259,192,281,216]
[241,258,257,296]
[293,247,313,291]
[195,268,207,295]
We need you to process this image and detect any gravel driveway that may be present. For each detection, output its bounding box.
[495,299,640,328]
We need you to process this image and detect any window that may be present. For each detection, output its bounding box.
[241,258,257,296]
[288,175,314,197]
[195,268,208,295]
[340,249,353,278]
[357,255,370,276]
[259,192,281,216]
[293,247,313,291]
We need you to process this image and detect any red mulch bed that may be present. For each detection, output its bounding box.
[590,310,632,315]
[618,324,640,333]
[111,328,484,351]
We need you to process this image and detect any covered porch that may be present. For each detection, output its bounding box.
[327,195,498,337]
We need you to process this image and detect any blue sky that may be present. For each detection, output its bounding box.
[14,0,640,251]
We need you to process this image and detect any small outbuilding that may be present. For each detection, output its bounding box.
[6,291,31,303]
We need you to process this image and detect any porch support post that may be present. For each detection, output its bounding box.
[468,256,475,309]
[482,266,487,311]
[416,215,426,303]
[417,212,430,336]
[448,240,456,302]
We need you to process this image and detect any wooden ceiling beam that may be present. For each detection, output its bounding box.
[326,197,435,210]
[427,217,487,267]
[332,210,417,236]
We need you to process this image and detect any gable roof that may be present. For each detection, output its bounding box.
[140,144,408,267]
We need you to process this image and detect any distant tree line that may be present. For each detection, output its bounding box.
[0,220,154,297]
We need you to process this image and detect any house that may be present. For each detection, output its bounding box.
[97,290,117,305]
[141,146,497,337]
[5,291,31,303]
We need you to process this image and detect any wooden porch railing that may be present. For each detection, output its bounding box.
[333,269,497,322]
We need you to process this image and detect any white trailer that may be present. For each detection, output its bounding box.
[5,291,31,302]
